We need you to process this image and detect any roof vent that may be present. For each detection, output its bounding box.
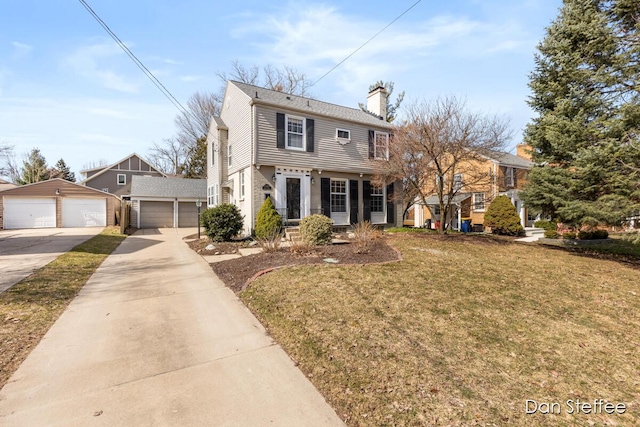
[286,96,291,100]
[255,91,259,98]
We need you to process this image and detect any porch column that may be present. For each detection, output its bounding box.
[415,204,424,228]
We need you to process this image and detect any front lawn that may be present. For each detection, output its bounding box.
[241,233,639,426]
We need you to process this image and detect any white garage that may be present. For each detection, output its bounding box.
[62,198,107,227]
[3,197,56,229]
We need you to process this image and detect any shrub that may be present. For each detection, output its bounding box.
[562,232,576,239]
[534,219,557,231]
[255,230,283,253]
[578,229,609,240]
[200,203,244,242]
[483,195,524,236]
[544,229,559,239]
[255,197,282,239]
[299,214,333,246]
[352,220,380,254]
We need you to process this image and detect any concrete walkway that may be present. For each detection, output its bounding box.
[0,228,344,426]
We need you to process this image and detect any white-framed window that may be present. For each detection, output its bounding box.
[117,174,126,185]
[228,144,232,166]
[473,192,485,212]
[330,179,347,213]
[371,186,384,213]
[287,115,305,150]
[211,143,215,166]
[207,185,216,206]
[374,132,389,160]
[505,167,515,187]
[240,169,245,199]
[336,128,351,143]
[453,173,463,192]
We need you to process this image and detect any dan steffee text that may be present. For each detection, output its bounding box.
[526,399,626,415]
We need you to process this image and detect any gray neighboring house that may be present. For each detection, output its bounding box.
[206,80,403,236]
[79,153,166,197]
[130,176,206,228]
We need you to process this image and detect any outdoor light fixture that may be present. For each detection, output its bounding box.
[271,174,276,182]
[195,199,202,239]
[310,177,315,185]
[56,188,60,195]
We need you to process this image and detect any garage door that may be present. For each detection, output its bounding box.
[62,198,106,227]
[4,197,57,229]
[178,202,199,227]
[140,201,173,228]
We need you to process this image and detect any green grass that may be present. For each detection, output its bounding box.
[0,227,126,389]
[241,233,640,426]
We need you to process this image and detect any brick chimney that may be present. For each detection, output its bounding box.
[516,144,533,160]
[366,86,388,120]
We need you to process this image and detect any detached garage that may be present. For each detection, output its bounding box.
[130,176,206,229]
[0,178,120,230]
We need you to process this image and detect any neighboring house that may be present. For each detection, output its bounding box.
[0,179,17,192]
[410,144,534,231]
[206,81,403,235]
[0,178,120,229]
[130,176,206,228]
[79,153,166,197]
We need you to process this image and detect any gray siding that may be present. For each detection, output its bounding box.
[255,105,388,174]
[219,83,253,175]
[84,170,163,196]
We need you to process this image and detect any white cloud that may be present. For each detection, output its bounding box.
[64,40,141,94]
[11,41,33,58]
[180,75,202,82]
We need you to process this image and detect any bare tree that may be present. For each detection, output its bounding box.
[148,137,187,175]
[0,142,19,182]
[373,97,512,234]
[218,60,313,97]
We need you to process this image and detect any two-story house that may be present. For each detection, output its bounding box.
[79,153,166,197]
[409,144,534,231]
[206,81,403,235]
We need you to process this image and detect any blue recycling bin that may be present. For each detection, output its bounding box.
[461,219,472,233]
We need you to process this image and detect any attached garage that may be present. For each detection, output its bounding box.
[130,176,206,229]
[3,197,56,229]
[0,178,120,230]
[62,198,107,227]
[140,201,174,228]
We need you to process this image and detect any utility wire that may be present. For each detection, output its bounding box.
[78,0,191,118]
[311,0,422,87]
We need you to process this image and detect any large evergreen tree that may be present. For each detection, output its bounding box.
[50,158,76,182]
[522,0,640,227]
[18,148,50,185]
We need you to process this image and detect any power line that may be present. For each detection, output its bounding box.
[77,0,191,118]
[311,0,422,87]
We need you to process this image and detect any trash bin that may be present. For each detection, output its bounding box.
[424,219,431,229]
[461,219,472,233]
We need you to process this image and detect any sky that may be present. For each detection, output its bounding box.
[1,0,563,180]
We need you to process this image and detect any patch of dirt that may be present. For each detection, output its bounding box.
[210,238,400,293]
[185,235,255,255]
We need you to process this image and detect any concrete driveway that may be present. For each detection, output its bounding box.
[0,228,345,426]
[0,227,104,293]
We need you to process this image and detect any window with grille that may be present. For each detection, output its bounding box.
[371,186,384,213]
[473,192,485,211]
[330,179,347,213]
[287,116,305,149]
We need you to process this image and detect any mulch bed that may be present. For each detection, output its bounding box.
[185,234,254,255]
[208,238,401,293]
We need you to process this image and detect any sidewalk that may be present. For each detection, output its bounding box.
[0,228,344,426]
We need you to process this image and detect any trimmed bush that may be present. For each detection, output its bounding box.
[201,203,244,242]
[578,229,609,240]
[483,195,525,236]
[534,219,557,231]
[299,214,333,246]
[544,229,559,239]
[254,197,282,239]
[562,232,576,239]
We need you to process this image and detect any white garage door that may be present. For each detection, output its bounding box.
[4,197,56,229]
[62,198,106,227]
[140,201,174,228]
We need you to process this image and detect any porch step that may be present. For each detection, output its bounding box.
[518,227,545,242]
[284,227,303,242]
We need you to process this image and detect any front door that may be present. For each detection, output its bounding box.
[286,177,301,221]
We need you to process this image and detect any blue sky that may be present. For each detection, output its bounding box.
[1,0,562,179]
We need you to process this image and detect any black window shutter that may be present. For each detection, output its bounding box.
[306,118,314,152]
[363,180,371,221]
[513,168,518,188]
[276,113,285,149]
[386,182,395,225]
[349,180,359,224]
[368,130,375,159]
[321,178,331,217]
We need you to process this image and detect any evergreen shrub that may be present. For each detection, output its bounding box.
[201,204,244,242]
[483,195,525,236]
[254,197,282,239]
[299,214,333,246]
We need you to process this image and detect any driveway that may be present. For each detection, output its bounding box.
[0,228,344,426]
[0,227,104,293]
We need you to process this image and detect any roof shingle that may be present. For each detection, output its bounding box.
[130,176,206,198]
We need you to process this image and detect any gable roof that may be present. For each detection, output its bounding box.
[79,152,166,184]
[228,81,393,129]
[130,176,206,198]
[493,152,534,169]
[0,179,17,192]
[0,178,120,198]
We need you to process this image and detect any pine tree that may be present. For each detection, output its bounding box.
[50,158,76,182]
[483,195,524,236]
[18,148,50,185]
[521,0,640,227]
[254,196,282,239]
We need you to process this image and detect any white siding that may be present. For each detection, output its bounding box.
[254,105,388,174]
[219,83,253,175]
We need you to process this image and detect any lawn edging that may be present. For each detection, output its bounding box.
[0,227,126,389]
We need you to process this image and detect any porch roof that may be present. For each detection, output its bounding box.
[424,193,471,206]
